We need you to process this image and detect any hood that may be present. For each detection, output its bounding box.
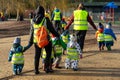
[55,8,60,12]
[33,6,45,24]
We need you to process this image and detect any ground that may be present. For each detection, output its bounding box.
[0,20,120,80]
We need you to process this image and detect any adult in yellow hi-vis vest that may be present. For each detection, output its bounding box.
[26,6,60,74]
[51,8,63,33]
[65,3,97,52]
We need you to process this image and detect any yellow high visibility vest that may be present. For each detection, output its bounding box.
[12,52,24,64]
[97,33,104,42]
[42,49,54,59]
[73,10,88,30]
[33,18,45,43]
[54,11,61,20]
[62,35,69,44]
[104,34,113,41]
[67,47,79,60]
[45,12,50,19]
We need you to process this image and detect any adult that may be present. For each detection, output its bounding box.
[27,5,60,74]
[51,7,63,33]
[65,3,97,52]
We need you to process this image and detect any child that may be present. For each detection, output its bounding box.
[51,35,66,68]
[53,44,63,68]
[61,17,67,31]
[41,48,54,72]
[65,34,82,71]
[104,22,117,51]
[61,30,70,55]
[95,23,105,51]
[8,37,30,75]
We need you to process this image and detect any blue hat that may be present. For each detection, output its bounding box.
[13,37,21,44]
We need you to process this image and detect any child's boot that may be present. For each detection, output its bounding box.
[107,46,111,51]
[54,64,62,69]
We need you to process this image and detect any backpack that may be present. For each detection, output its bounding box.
[36,17,49,48]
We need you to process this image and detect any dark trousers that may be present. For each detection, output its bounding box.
[34,41,52,72]
[74,30,87,51]
[54,20,62,33]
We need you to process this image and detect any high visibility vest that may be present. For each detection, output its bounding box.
[67,47,79,60]
[55,45,62,56]
[12,52,24,64]
[97,33,104,42]
[33,18,45,43]
[73,10,88,30]
[45,12,50,19]
[62,22,66,28]
[62,35,69,44]
[42,49,54,59]
[104,34,113,41]
[54,11,61,20]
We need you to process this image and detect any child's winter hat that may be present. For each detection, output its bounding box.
[13,37,21,44]
[98,22,104,29]
[70,34,77,42]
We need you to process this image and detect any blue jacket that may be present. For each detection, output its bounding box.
[104,28,116,40]
[8,44,30,62]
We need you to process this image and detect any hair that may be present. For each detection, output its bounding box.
[78,3,84,9]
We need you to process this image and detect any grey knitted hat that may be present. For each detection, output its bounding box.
[13,37,21,44]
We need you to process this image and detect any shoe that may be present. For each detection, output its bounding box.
[80,54,83,59]
[73,68,78,71]
[54,64,62,69]
[107,46,111,51]
[35,71,40,74]
[45,68,50,73]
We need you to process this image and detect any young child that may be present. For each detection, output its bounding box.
[95,23,105,51]
[41,48,54,72]
[53,44,63,68]
[104,22,117,51]
[61,17,67,31]
[65,34,82,71]
[8,37,30,75]
[51,33,67,68]
[61,30,70,55]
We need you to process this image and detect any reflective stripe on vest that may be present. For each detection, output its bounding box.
[12,52,24,64]
[104,34,113,41]
[33,18,45,43]
[97,33,104,41]
[55,45,62,56]
[54,11,61,20]
[73,10,88,30]
[67,48,79,60]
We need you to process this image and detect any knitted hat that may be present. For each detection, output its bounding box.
[70,34,77,42]
[13,37,21,44]
[98,22,104,29]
